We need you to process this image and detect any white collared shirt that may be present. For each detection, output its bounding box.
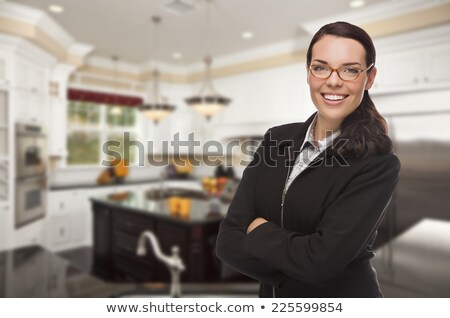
[284,115,341,191]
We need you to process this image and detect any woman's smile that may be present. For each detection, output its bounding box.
[321,93,349,106]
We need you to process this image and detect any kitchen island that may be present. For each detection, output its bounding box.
[91,189,232,283]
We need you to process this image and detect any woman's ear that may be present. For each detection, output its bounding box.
[365,66,377,90]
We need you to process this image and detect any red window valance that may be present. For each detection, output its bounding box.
[68,88,143,107]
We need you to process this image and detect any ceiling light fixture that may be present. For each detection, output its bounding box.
[139,16,176,124]
[242,31,254,39]
[349,0,365,8]
[172,52,183,59]
[185,0,231,120]
[48,5,64,13]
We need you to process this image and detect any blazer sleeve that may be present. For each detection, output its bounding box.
[216,129,286,286]
[241,152,401,284]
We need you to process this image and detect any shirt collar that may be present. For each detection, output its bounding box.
[301,114,341,152]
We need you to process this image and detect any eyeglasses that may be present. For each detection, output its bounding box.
[309,63,374,81]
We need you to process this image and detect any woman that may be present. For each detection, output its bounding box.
[216,21,401,298]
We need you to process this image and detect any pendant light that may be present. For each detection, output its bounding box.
[185,0,231,120]
[139,16,176,124]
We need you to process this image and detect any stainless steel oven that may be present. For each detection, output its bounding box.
[15,123,47,228]
[15,175,47,228]
[16,124,46,178]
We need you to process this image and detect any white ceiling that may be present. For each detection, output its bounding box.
[9,0,395,65]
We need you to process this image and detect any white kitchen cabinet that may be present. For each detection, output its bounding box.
[15,57,48,95]
[216,64,307,137]
[219,81,254,125]
[373,42,450,94]
[50,215,72,246]
[13,88,47,125]
[48,190,88,251]
[0,53,13,89]
[48,190,80,216]
[424,42,450,85]
[13,57,49,125]
[14,221,45,248]
[48,97,67,157]
[375,50,420,90]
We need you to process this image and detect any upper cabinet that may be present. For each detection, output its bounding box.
[373,42,450,94]
[0,52,13,89]
[425,42,450,85]
[48,98,67,157]
[13,56,50,125]
[15,57,48,95]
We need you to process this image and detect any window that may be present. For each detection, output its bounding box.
[67,101,139,166]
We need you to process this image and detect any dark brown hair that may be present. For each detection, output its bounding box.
[306,21,392,160]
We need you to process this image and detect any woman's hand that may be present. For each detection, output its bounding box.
[247,217,268,234]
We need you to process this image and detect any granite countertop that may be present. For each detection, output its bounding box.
[49,177,199,191]
[91,190,228,225]
[49,178,160,191]
[0,246,137,297]
[372,218,450,297]
[0,246,258,298]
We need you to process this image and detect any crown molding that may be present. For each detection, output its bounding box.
[0,32,56,65]
[15,36,58,66]
[67,43,94,57]
[0,32,22,51]
[51,63,79,81]
[138,59,188,75]
[0,1,92,64]
[0,1,74,49]
[374,22,450,53]
[184,36,309,73]
[85,55,141,74]
[301,0,450,34]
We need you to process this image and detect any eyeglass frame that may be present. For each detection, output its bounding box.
[308,62,375,81]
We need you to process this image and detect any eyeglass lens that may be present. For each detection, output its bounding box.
[310,65,363,81]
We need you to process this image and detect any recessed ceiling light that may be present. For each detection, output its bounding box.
[349,0,365,8]
[242,32,254,39]
[172,52,183,59]
[48,5,64,13]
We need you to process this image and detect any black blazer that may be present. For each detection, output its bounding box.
[216,112,401,297]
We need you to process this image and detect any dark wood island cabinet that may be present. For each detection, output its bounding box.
[91,191,226,283]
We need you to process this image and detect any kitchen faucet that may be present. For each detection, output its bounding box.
[136,231,185,298]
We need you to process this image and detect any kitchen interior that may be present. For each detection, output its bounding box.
[1,0,450,298]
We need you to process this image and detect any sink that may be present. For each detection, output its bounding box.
[112,283,259,298]
[146,188,208,200]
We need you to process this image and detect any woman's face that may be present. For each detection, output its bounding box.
[307,35,376,128]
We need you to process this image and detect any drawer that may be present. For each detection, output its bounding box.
[113,230,156,266]
[113,211,155,234]
[113,256,158,283]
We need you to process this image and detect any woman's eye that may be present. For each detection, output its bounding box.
[343,67,360,74]
[312,65,327,71]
